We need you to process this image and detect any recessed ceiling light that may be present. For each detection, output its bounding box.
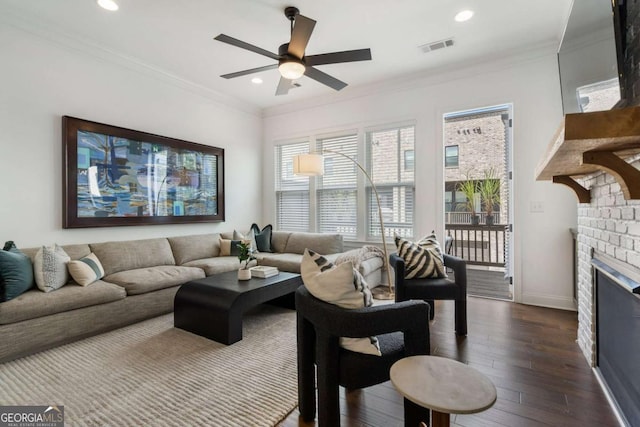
[454,10,474,22]
[251,77,263,85]
[97,0,119,11]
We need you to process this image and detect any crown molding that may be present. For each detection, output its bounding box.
[0,8,262,117]
[261,41,560,119]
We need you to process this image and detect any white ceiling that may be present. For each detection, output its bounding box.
[2,0,573,110]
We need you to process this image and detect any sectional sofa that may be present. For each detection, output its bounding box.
[0,231,384,362]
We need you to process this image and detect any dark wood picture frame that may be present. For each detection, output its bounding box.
[62,116,225,228]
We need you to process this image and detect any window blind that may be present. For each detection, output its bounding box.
[317,134,358,239]
[275,142,310,232]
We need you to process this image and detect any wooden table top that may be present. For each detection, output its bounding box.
[390,355,497,415]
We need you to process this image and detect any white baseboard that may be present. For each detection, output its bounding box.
[521,292,576,311]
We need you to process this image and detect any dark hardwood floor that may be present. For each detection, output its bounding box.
[278,297,619,426]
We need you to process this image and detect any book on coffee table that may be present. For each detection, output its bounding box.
[249,266,279,278]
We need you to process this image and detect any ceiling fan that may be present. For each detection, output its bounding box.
[214,6,372,96]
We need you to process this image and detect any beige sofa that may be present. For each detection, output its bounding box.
[0,231,383,362]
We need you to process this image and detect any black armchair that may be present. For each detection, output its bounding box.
[390,253,468,336]
[296,286,431,427]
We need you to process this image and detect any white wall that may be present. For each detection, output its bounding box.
[0,23,262,247]
[262,48,578,310]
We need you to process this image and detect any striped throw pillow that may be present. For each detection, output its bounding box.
[67,253,105,286]
[395,234,447,279]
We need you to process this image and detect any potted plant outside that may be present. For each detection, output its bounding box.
[457,176,480,225]
[237,241,256,280]
[479,168,501,226]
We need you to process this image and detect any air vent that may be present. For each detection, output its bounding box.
[419,38,455,53]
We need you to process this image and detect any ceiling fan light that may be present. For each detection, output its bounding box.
[97,0,119,11]
[278,60,306,80]
[454,10,474,22]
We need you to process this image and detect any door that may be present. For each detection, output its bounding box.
[443,104,514,300]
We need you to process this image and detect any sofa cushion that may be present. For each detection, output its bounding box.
[104,265,204,296]
[168,234,221,265]
[91,238,175,276]
[258,253,303,273]
[0,242,34,302]
[67,253,105,286]
[0,280,126,325]
[284,232,343,255]
[301,249,380,356]
[183,257,243,276]
[34,244,70,293]
[270,231,291,254]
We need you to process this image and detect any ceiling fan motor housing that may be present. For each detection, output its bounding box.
[284,6,300,21]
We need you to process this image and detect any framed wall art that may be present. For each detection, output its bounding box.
[62,116,225,228]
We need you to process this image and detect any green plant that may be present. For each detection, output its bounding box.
[479,168,501,217]
[236,241,256,270]
[456,173,478,214]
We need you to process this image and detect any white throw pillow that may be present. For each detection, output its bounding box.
[301,249,381,356]
[34,244,70,292]
[67,253,105,286]
[233,229,257,253]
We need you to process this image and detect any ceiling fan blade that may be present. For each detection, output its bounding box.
[275,77,295,96]
[304,67,347,91]
[214,34,280,60]
[221,64,278,79]
[305,49,372,67]
[288,14,316,59]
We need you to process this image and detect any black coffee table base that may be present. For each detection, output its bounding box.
[174,271,302,345]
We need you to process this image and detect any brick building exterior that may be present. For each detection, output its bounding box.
[443,109,508,224]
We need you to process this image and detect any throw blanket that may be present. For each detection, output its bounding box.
[335,245,386,272]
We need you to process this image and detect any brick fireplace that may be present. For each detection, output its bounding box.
[575,160,640,426]
[575,158,640,365]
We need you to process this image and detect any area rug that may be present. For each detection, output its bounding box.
[0,305,298,426]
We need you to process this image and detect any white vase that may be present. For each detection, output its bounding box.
[238,269,252,281]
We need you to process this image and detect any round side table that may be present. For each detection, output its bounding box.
[390,355,497,427]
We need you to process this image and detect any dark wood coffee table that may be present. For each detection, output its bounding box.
[174,271,302,345]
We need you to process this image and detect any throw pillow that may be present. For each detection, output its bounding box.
[0,241,35,302]
[34,244,71,293]
[395,234,447,279]
[67,253,105,286]
[250,223,273,253]
[219,238,248,257]
[233,229,257,253]
[301,249,381,356]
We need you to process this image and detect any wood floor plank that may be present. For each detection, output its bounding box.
[279,297,619,427]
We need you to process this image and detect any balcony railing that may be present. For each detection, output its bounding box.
[445,224,507,267]
[445,211,501,225]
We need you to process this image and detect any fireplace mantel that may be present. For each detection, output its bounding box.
[536,106,640,202]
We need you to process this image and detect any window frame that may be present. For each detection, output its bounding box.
[445,145,459,168]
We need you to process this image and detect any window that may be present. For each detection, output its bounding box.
[317,134,358,238]
[404,149,414,171]
[274,142,310,232]
[274,123,416,241]
[445,145,459,167]
[366,125,415,239]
